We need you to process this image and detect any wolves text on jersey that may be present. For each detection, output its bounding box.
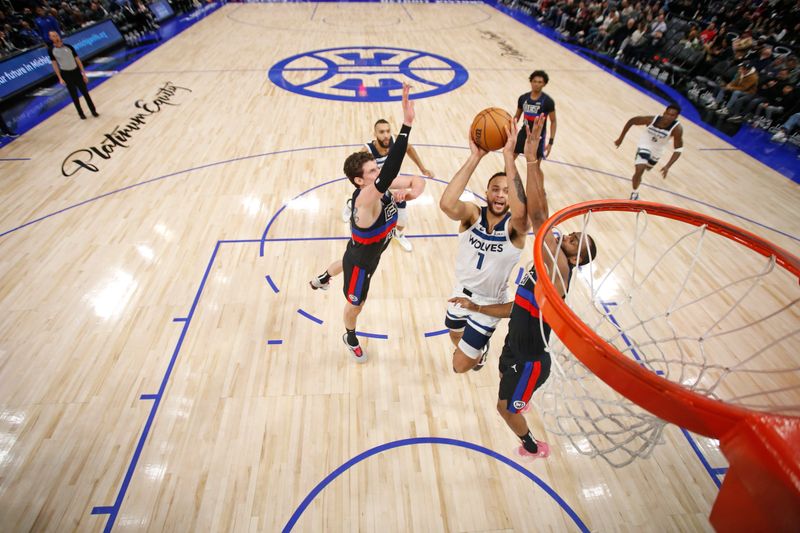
[468,233,505,253]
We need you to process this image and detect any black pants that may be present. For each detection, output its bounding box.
[62,68,96,117]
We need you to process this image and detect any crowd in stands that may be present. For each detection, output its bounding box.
[506,0,800,144]
[0,0,198,58]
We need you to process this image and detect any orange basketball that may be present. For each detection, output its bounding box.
[470,107,512,151]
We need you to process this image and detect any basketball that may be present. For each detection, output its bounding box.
[470,107,512,151]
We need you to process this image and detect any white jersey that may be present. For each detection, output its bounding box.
[637,116,679,159]
[454,207,523,301]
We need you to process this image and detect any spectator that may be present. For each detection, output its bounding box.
[33,5,61,44]
[650,12,667,35]
[699,21,717,44]
[707,62,759,112]
[726,68,791,122]
[770,112,800,143]
[732,29,754,56]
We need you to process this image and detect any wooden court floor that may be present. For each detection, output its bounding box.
[1,3,798,531]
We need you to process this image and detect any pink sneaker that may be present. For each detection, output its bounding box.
[516,441,550,460]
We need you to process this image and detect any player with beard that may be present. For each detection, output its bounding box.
[449,117,597,459]
[341,118,433,252]
[439,125,528,373]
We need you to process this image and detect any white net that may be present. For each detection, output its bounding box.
[536,207,800,467]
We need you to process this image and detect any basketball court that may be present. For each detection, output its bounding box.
[0,2,798,531]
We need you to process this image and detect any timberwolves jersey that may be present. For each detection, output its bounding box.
[365,137,393,167]
[638,116,679,159]
[454,207,523,300]
[345,188,398,271]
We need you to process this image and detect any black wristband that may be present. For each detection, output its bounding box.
[548,138,554,145]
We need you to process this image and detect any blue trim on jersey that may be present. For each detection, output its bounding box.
[515,286,539,309]
[354,268,365,299]
[495,213,510,232]
[351,214,398,239]
[511,362,534,404]
[471,228,506,242]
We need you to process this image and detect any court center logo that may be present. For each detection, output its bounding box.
[268,46,468,102]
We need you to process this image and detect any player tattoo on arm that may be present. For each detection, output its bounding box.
[513,171,527,204]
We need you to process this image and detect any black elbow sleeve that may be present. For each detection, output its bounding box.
[374,124,411,193]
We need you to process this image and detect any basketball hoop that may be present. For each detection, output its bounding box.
[532,200,800,532]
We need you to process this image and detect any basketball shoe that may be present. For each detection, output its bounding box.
[309,274,330,290]
[343,334,367,363]
[472,340,490,371]
[394,232,413,252]
[629,190,640,201]
[516,440,550,460]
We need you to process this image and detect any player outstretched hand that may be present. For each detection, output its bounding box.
[613,137,623,148]
[524,116,546,163]
[402,83,415,126]
[468,127,489,158]
[503,119,518,157]
[420,167,434,178]
[660,166,670,179]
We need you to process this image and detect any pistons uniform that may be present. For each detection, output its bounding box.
[636,116,680,168]
[514,91,555,158]
[445,207,523,358]
[342,189,397,305]
[499,267,554,414]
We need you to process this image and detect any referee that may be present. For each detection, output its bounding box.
[48,31,99,120]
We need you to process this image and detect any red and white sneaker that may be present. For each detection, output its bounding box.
[515,440,550,460]
[343,334,367,364]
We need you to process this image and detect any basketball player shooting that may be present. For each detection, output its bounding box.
[439,114,529,373]
[450,117,597,459]
[614,104,684,200]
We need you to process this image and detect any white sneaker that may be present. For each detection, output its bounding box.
[309,275,330,290]
[394,232,413,252]
[629,191,640,201]
[341,199,352,223]
[771,130,787,143]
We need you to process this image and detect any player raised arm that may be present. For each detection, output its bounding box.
[354,84,415,213]
[614,115,652,147]
[439,129,483,226]
[544,108,556,158]
[523,117,569,296]
[502,120,530,236]
[659,124,684,179]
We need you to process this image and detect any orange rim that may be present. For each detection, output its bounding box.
[532,199,800,439]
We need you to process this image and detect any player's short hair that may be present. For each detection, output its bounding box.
[487,171,506,188]
[578,234,597,266]
[666,103,682,114]
[343,151,375,186]
[529,70,550,84]
[374,118,390,129]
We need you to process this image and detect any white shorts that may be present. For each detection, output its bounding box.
[635,147,660,168]
[445,286,507,359]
